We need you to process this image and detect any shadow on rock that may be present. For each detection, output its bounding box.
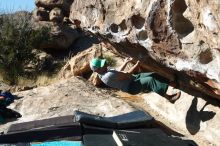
[0,107,22,124]
[186,97,216,135]
[71,31,100,53]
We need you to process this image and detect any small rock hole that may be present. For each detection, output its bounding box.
[137,30,148,41]
[131,14,145,29]
[172,0,194,37]
[199,49,213,64]
[119,20,127,31]
[110,23,119,33]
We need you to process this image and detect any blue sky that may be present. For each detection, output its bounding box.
[0,0,35,13]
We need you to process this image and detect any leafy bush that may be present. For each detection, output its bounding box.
[0,12,52,84]
[103,55,117,67]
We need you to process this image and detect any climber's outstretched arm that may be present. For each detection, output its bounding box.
[118,57,133,71]
[127,60,140,74]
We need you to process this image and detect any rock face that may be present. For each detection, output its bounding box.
[33,0,80,50]
[170,0,220,80]
[58,40,220,145]
[1,76,220,146]
[49,7,64,23]
[31,21,80,50]
[60,41,127,78]
[32,0,220,96]
[35,0,74,15]
[60,44,102,78]
[69,0,220,89]
[142,91,220,146]
[50,24,80,49]
[24,49,54,73]
[0,77,135,132]
[19,1,220,145]
[32,7,49,21]
[116,89,220,146]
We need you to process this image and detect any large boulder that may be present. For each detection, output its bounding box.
[49,7,64,23]
[0,77,135,132]
[33,0,79,50]
[35,0,74,15]
[116,89,220,146]
[32,22,80,50]
[167,0,220,81]
[24,49,54,73]
[50,24,80,49]
[60,44,103,78]
[69,0,220,99]
[59,41,130,80]
[32,7,49,21]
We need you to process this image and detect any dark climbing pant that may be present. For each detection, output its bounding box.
[128,72,169,96]
[0,92,15,107]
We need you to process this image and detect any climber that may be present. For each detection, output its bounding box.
[90,57,181,103]
[0,91,22,123]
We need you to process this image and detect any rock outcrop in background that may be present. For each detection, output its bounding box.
[33,0,80,50]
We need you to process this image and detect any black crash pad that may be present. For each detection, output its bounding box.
[83,128,198,146]
[0,116,81,143]
[73,110,154,129]
[7,115,74,134]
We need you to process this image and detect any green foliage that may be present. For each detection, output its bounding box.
[30,26,52,49]
[0,13,52,85]
[103,55,117,67]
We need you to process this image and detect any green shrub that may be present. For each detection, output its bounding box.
[0,12,52,85]
[103,55,117,67]
[30,26,52,49]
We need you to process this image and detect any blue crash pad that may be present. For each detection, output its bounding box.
[31,141,82,146]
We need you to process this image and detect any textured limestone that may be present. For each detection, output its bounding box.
[68,0,220,101]
[60,43,103,78]
[24,49,53,73]
[28,1,220,145]
[69,0,220,88]
[33,0,220,91]
[49,7,64,23]
[33,0,79,50]
[141,91,220,146]
[116,88,220,146]
[33,22,80,50]
[0,77,135,132]
[32,7,49,21]
[170,0,220,81]
[35,0,74,15]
